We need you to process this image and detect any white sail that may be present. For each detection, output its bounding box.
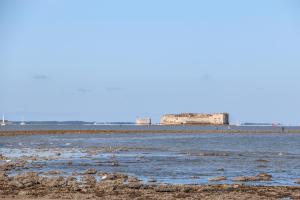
[20,116,25,125]
[1,114,5,126]
[20,122,25,125]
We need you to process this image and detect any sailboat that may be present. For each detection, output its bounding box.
[20,116,26,125]
[1,114,6,126]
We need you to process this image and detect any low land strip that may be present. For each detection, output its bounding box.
[0,129,299,136]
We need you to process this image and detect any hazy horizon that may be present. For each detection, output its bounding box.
[1,0,300,124]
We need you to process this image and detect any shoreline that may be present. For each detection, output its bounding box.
[0,129,299,136]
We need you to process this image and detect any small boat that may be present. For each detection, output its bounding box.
[1,114,6,126]
[20,116,26,125]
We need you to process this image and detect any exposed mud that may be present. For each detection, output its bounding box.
[0,171,300,200]
[1,157,299,199]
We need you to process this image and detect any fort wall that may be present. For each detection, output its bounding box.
[160,113,229,125]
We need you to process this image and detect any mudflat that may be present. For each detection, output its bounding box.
[1,172,300,200]
[1,131,300,199]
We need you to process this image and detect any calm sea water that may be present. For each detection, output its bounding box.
[1,125,300,186]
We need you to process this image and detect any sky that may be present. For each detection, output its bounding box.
[1,0,300,124]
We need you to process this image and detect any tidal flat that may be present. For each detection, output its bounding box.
[1,126,300,199]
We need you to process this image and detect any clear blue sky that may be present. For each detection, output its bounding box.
[1,0,300,124]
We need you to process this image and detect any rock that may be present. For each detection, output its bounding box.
[0,171,8,181]
[154,185,177,192]
[181,186,194,193]
[44,170,61,175]
[43,176,66,187]
[0,162,15,171]
[148,178,157,183]
[79,163,90,166]
[72,171,78,176]
[232,173,272,182]
[33,164,44,169]
[66,177,80,191]
[9,180,23,188]
[86,151,97,156]
[255,159,269,163]
[256,173,272,181]
[83,168,97,174]
[233,184,240,189]
[14,161,26,168]
[127,176,140,183]
[111,161,119,166]
[13,172,40,188]
[219,184,239,191]
[232,176,255,182]
[81,175,96,186]
[190,152,228,157]
[256,165,268,168]
[100,174,108,180]
[19,155,37,161]
[0,154,7,160]
[208,176,226,182]
[127,183,143,189]
[293,193,300,199]
[294,178,300,184]
[99,173,128,181]
[18,190,29,195]
[66,176,76,182]
[232,176,247,182]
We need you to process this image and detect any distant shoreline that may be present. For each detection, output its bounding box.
[0,129,300,136]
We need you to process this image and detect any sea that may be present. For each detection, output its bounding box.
[1,124,300,186]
